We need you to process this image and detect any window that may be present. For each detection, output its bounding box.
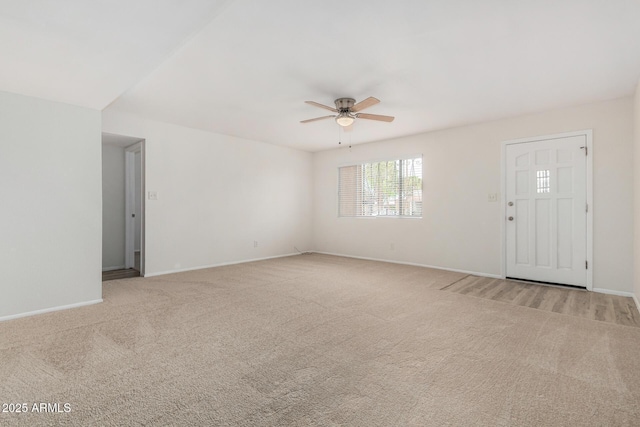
[536,170,550,193]
[339,157,422,217]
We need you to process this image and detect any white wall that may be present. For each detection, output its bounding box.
[313,97,634,294]
[102,109,313,276]
[634,80,640,304]
[102,143,126,269]
[0,90,102,320]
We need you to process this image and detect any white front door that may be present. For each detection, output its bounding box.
[505,134,587,287]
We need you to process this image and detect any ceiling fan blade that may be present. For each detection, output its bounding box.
[357,113,395,122]
[305,101,338,113]
[300,115,335,123]
[351,96,380,112]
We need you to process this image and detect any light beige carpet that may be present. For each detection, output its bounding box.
[1,254,640,426]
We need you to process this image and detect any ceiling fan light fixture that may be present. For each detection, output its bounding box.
[335,113,355,127]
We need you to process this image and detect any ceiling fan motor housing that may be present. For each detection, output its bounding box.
[334,98,355,111]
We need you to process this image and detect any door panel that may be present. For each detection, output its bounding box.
[515,199,529,264]
[535,198,550,267]
[505,135,587,287]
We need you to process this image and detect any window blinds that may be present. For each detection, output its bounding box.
[338,157,422,217]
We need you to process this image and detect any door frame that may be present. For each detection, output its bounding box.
[124,141,145,276]
[500,130,593,290]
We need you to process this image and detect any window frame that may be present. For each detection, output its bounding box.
[337,155,423,219]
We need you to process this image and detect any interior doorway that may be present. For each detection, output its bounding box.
[101,133,145,281]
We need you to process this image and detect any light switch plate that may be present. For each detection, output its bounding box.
[488,193,498,202]
[148,191,158,200]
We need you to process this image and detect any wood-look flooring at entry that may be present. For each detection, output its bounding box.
[102,251,141,282]
[102,268,140,281]
[441,275,640,328]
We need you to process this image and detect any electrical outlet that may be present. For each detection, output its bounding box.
[253,241,258,248]
[390,243,395,251]
[148,191,158,200]
[488,193,498,202]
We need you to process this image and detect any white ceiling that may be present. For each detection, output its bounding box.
[3,1,640,152]
[0,0,233,109]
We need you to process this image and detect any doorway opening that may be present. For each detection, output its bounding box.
[101,133,145,281]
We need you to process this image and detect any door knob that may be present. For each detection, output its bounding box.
[508,216,514,221]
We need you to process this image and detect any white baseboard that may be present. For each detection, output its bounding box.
[314,251,502,279]
[144,252,301,278]
[592,288,636,298]
[102,265,126,272]
[595,289,640,312]
[317,253,638,298]
[0,299,103,323]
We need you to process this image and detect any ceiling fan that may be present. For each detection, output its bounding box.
[301,97,395,127]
